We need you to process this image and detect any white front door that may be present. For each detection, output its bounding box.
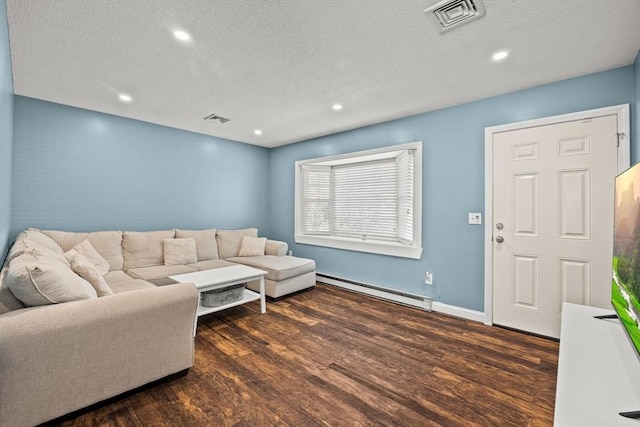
[492,114,619,338]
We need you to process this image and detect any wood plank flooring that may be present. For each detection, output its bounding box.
[57,284,559,426]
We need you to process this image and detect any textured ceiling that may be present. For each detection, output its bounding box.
[5,0,640,148]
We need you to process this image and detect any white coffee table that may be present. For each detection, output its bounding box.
[170,265,267,334]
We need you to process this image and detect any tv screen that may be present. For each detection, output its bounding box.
[612,162,640,355]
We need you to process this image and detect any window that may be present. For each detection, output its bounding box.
[295,142,422,259]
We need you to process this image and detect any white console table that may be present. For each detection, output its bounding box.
[555,303,640,426]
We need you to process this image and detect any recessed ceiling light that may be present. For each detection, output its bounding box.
[118,93,132,103]
[332,104,343,111]
[492,50,509,61]
[254,129,262,136]
[173,30,191,41]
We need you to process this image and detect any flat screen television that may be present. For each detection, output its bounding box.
[612,161,640,419]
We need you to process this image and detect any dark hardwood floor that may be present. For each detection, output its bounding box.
[58,284,559,426]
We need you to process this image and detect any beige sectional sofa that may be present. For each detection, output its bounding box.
[0,227,315,427]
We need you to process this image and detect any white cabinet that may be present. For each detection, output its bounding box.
[555,303,640,426]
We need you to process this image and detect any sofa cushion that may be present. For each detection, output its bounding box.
[67,240,110,276]
[6,230,64,265]
[226,255,316,282]
[187,259,237,271]
[64,251,113,297]
[238,236,267,257]
[108,279,158,294]
[127,264,197,281]
[7,253,97,306]
[24,229,64,254]
[104,270,137,285]
[175,229,218,260]
[163,238,197,266]
[122,230,175,270]
[216,228,258,259]
[41,229,124,271]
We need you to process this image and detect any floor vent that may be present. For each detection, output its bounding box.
[316,273,432,311]
[424,0,486,33]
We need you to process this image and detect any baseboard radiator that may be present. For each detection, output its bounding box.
[316,273,432,311]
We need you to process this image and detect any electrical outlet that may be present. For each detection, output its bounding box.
[288,250,293,256]
[425,272,433,285]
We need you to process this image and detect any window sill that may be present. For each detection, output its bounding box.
[295,234,423,259]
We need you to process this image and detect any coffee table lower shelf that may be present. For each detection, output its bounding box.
[197,288,261,316]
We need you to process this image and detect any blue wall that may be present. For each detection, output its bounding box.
[269,66,634,312]
[0,0,13,263]
[11,97,270,237]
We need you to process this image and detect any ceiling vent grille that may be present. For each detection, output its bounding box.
[203,113,230,124]
[425,0,486,33]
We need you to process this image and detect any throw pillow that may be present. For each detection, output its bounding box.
[216,228,258,259]
[68,240,110,276]
[175,229,218,260]
[64,251,114,297]
[238,236,267,257]
[163,238,198,266]
[7,253,97,306]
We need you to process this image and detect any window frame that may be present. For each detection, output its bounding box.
[294,141,423,259]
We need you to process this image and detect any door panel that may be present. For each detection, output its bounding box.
[558,169,590,239]
[493,115,618,338]
[512,255,539,309]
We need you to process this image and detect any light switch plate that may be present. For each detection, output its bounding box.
[469,213,482,225]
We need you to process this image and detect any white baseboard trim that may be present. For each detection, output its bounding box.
[432,301,486,323]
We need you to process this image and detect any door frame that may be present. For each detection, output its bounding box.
[483,104,630,325]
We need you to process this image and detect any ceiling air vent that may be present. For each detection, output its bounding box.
[425,0,486,33]
[203,113,230,124]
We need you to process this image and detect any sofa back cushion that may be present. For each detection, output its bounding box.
[7,253,97,306]
[175,229,218,261]
[122,230,175,270]
[41,230,124,271]
[5,229,64,265]
[216,228,258,259]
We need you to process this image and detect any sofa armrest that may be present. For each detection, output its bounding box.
[0,282,198,427]
[265,239,288,256]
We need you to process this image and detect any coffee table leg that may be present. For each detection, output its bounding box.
[260,276,266,314]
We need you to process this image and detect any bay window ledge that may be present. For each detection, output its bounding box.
[295,234,423,259]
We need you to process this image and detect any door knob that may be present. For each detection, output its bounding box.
[495,236,504,243]
[496,223,504,230]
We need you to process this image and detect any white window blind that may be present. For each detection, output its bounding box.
[397,149,414,244]
[295,141,422,259]
[300,166,331,234]
[332,159,399,241]
[300,149,415,244]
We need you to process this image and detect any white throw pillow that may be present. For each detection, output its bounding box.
[68,239,110,276]
[7,253,97,306]
[238,236,267,257]
[163,238,198,266]
[64,251,114,297]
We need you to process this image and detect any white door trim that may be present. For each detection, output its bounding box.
[484,104,630,325]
